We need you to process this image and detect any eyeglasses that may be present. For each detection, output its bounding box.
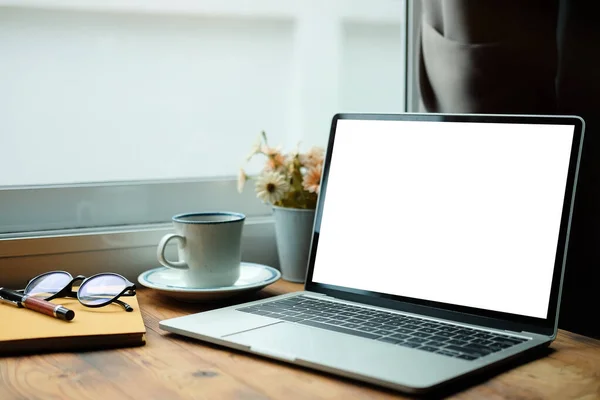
[23,271,136,312]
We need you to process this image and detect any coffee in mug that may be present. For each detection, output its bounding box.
[157,212,245,288]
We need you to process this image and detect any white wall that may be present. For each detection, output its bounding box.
[0,1,406,186]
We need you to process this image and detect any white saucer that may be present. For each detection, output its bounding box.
[137,262,281,302]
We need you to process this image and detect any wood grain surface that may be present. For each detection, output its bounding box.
[1,280,599,400]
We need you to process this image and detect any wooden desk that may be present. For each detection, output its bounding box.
[1,280,599,399]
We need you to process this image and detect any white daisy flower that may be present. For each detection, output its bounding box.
[245,134,263,161]
[255,171,290,204]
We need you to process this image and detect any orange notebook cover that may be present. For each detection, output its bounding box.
[0,296,146,355]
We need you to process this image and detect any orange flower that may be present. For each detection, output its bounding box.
[300,146,325,168]
[265,152,286,172]
[303,166,322,194]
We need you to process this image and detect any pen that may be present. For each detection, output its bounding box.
[0,287,75,321]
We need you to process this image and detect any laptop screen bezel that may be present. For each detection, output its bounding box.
[304,113,584,337]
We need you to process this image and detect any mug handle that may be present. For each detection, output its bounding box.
[157,233,188,270]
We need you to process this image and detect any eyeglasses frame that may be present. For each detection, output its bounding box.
[24,271,137,312]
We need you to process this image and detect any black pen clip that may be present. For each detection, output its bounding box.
[0,296,19,306]
[0,291,24,308]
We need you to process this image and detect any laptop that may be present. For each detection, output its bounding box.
[160,113,585,394]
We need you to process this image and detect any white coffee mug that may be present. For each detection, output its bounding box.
[157,212,245,288]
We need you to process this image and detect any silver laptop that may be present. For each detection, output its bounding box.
[160,113,585,394]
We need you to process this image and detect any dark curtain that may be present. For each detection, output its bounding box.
[418,0,600,338]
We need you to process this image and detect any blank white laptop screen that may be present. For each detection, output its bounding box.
[312,119,575,319]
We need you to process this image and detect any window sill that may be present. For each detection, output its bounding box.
[0,0,402,23]
[0,216,278,288]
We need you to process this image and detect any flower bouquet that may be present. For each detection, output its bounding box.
[237,131,324,209]
[238,131,325,282]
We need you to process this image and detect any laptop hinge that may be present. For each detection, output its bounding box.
[521,330,548,337]
[303,292,328,297]
[504,330,546,339]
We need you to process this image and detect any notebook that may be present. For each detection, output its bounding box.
[160,113,584,394]
[0,296,146,355]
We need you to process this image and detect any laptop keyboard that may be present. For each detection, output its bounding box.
[237,295,529,361]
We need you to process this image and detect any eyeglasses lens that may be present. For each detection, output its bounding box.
[78,275,127,306]
[24,272,72,299]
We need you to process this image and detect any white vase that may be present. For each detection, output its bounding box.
[272,206,316,283]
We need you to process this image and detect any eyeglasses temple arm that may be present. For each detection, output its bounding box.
[113,298,134,312]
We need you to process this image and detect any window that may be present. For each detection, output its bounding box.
[0,0,410,285]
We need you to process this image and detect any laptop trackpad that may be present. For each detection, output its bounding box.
[224,321,452,387]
